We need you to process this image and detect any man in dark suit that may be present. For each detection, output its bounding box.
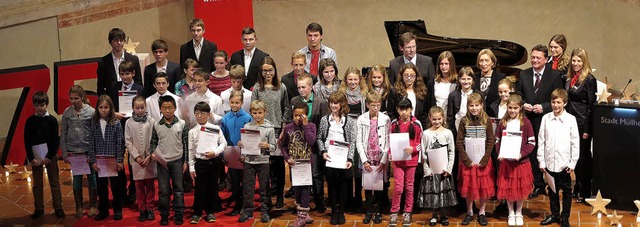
[180,18,217,74]
[144,39,182,97]
[289,73,329,212]
[229,27,270,90]
[97,28,142,96]
[282,52,317,101]
[388,32,435,86]
[517,44,564,199]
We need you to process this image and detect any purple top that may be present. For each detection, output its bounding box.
[280,122,317,161]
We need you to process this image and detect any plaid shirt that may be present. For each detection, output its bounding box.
[88,120,125,164]
[149,116,190,162]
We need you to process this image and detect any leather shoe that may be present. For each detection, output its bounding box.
[363,212,372,224]
[560,218,570,227]
[529,187,545,199]
[540,215,560,225]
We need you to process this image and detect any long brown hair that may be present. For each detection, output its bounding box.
[463,92,488,127]
[394,63,427,101]
[93,95,117,125]
[366,64,391,100]
[500,93,525,127]
[257,56,281,91]
[328,91,350,117]
[549,34,569,72]
[436,51,457,83]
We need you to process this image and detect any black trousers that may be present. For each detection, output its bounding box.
[326,167,352,214]
[194,158,221,215]
[547,169,572,219]
[229,168,243,211]
[270,156,286,197]
[573,135,593,198]
[97,175,123,213]
[364,190,385,214]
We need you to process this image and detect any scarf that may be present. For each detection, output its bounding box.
[132,112,148,122]
[570,71,580,88]
[345,86,363,105]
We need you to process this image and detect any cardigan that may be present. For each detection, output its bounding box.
[455,115,495,167]
[317,114,356,161]
[124,116,156,163]
[24,113,59,161]
[355,111,391,165]
[421,128,456,176]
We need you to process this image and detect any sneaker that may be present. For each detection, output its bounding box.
[363,212,372,224]
[205,213,216,223]
[113,211,123,220]
[138,210,147,222]
[515,215,524,226]
[31,209,45,219]
[160,216,169,226]
[146,210,155,221]
[87,207,98,218]
[175,214,184,225]
[261,213,270,223]
[94,212,109,221]
[226,209,240,216]
[402,213,412,226]
[238,213,253,223]
[373,213,382,224]
[477,214,488,226]
[508,215,515,226]
[461,213,474,225]
[389,213,399,226]
[190,215,201,224]
[54,209,65,218]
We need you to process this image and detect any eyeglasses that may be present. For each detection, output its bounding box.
[402,74,416,79]
[262,69,275,74]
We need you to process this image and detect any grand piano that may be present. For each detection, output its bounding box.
[384,20,528,78]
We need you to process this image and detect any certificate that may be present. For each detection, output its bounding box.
[240,128,261,155]
[426,147,448,174]
[223,146,243,169]
[325,140,349,169]
[118,90,137,117]
[544,171,556,193]
[390,133,411,161]
[362,165,383,191]
[152,149,168,169]
[68,153,91,176]
[32,143,48,162]
[96,155,118,178]
[291,161,312,186]
[197,127,220,154]
[132,161,157,180]
[498,131,522,160]
[464,138,486,164]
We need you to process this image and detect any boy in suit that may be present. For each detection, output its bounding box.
[180,18,217,73]
[144,39,182,97]
[97,28,142,95]
[290,73,329,213]
[388,32,436,86]
[282,52,317,101]
[229,27,270,90]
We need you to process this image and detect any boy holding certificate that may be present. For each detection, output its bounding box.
[24,91,64,219]
[188,101,227,224]
[220,91,253,218]
[237,100,276,223]
[537,89,579,227]
[494,93,536,226]
[281,102,317,227]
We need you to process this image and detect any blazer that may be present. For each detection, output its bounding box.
[488,99,501,118]
[565,74,597,134]
[388,54,436,87]
[281,71,318,101]
[179,39,217,73]
[387,87,429,127]
[96,52,142,95]
[107,81,144,112]
[229,48,270,90]
[446,89,483,137]
[474,70,506,108]
[426,77,457,112]
[143,61,182,97]
[517,66,564,133]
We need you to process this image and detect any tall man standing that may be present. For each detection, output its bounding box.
[298,22,337,77]
[97,28,142,96]
[180,18,217,74]
[388,32,435,86]
[229,27,270,90]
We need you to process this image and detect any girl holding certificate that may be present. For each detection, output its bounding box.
[495,94,535,226]
[388,98,423,227]
[318,91,356,225]
[419,106,457,226]
[455,92,495,226]
[88,95,125,221]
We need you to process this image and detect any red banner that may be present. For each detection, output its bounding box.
[193,0,253,53]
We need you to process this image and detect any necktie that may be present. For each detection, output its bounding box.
[534,73,541,93]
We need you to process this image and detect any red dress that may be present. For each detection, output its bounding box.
[495,118,535,201]
[456,116,496,200]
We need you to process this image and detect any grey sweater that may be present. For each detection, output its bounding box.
[242,119,276,164]
[60,104,95,157]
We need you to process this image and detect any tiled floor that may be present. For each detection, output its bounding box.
[1,161,639,226]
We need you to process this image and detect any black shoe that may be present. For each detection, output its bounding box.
[261,213,270,223]
[461,213,474,225]
[540,215,560,225]
[429,216,438,226]
[275,196,284,208]
[138,210,147,222]
[363,212,372,224]
[226,209,241,216]
[113,211,123,220]
[54,209,65,218]
[238,213,253,223]
[284,188,294,198]
[373,213,383,224]
[31,209,45,219]
[146,210,155,220]
[174,214,184,225]
[477,214,488,226]
[330,212,338,225]
[94,212,109,221]
[529,187,545,199]
[440,215,449,226]
[338,213,346,224]
[560,218,570,227]
[160,216,169,226]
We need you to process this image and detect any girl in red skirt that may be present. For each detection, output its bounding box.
[455,92,495,226]
[494,93,535,226]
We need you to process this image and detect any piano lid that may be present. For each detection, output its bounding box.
[385,20,528,67]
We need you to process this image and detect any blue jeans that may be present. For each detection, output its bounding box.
[157,159,185,217]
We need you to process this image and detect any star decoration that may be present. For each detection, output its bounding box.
[597,85,612,103]
[19,166,31,180]
[634,200,640,221]
[586,190,611,215]
[607,210,623,225]
[123,36,140,54]
[4,162,18,173]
